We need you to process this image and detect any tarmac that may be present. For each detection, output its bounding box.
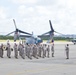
[0,41,76,75]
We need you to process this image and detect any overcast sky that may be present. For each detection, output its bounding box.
[0,0,76,35]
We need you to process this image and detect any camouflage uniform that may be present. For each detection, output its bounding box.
[65,44,69,59]
[25,44,28,56]
[42,44,47,58]
[51,44,54,57]
[46,45,50,58]
[7,43,11,58]
[29,45,33,59]
[18,43,25,59]
[14,43,18,59]
[0,44,4,58]
[38,44,42,57]
[27,45,32,59]
[18,42,22,57]
[21,44,25,59]
[33,45,38,59]
[42,44,45,58]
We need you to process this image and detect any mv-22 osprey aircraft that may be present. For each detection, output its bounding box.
[6,19,61,44]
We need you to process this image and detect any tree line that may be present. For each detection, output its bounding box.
[0,35,72,41]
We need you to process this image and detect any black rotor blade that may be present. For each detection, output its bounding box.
[13,19,17,29]
[6,31,15,36]
[54,31,64,35]
[41,31,51,35]
[49,20,54,31]
[18,29,32,35]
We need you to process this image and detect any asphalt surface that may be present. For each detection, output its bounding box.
[0,41,76,75]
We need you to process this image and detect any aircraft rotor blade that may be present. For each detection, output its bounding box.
[49,20,54,31]
[6,31,15,36]
[13,19,17,29]
[54,31,64,35]
[18,29,32,35]
[41,31,51,35]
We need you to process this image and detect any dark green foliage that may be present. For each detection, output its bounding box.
[56,37,71,41]
[41,36,72,41]
[0,35,72,41]
[0,35,13,40]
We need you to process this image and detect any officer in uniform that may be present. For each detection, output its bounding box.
[51,43,54,57]
[6,42,11,58]
[38,44,42,57]
[32,44,34,56]
[42,44,47,58]
[42,44,45,58]
[27,44,32,59]
[46,45,50,58]
[21,44,25,59]
[30,44,33,59]
[13,42,18,59]
[65,44,69,59]
[25,44,28,56]
[0,44,4,58]
[33,45,38,59]
[18,42,25,59]
[18,42,22,56]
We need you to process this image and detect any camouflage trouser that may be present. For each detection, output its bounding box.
[42,49,45,58]
[38,49,42,57]
[7,49,11,58]
[19,49,22,56]
[14,49,18,58]
[66,51,69,59]
[0,49,3,58]
[25,49,28,56]
[21,49,25,59]
[51,50,54,57]
[46,50,50,58]
[28,50,32,59]
[33,49,38,59]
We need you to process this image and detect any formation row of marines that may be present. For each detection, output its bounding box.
[0,41,55,59]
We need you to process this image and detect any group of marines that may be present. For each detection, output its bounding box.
[0,40,55,59]
[0,39,69,60]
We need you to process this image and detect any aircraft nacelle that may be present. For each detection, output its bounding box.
[47,32,54,43]
[14,32,20,41]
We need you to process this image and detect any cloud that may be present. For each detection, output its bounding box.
[0,0,76,35]
[10,0,38,4]
[0,7,8,20]
[18,5,35,17]
[36,6,52,16]
[16,0,76,35]
[66,0,76,9]
[0,19,15,35]
[17,5,54,19]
